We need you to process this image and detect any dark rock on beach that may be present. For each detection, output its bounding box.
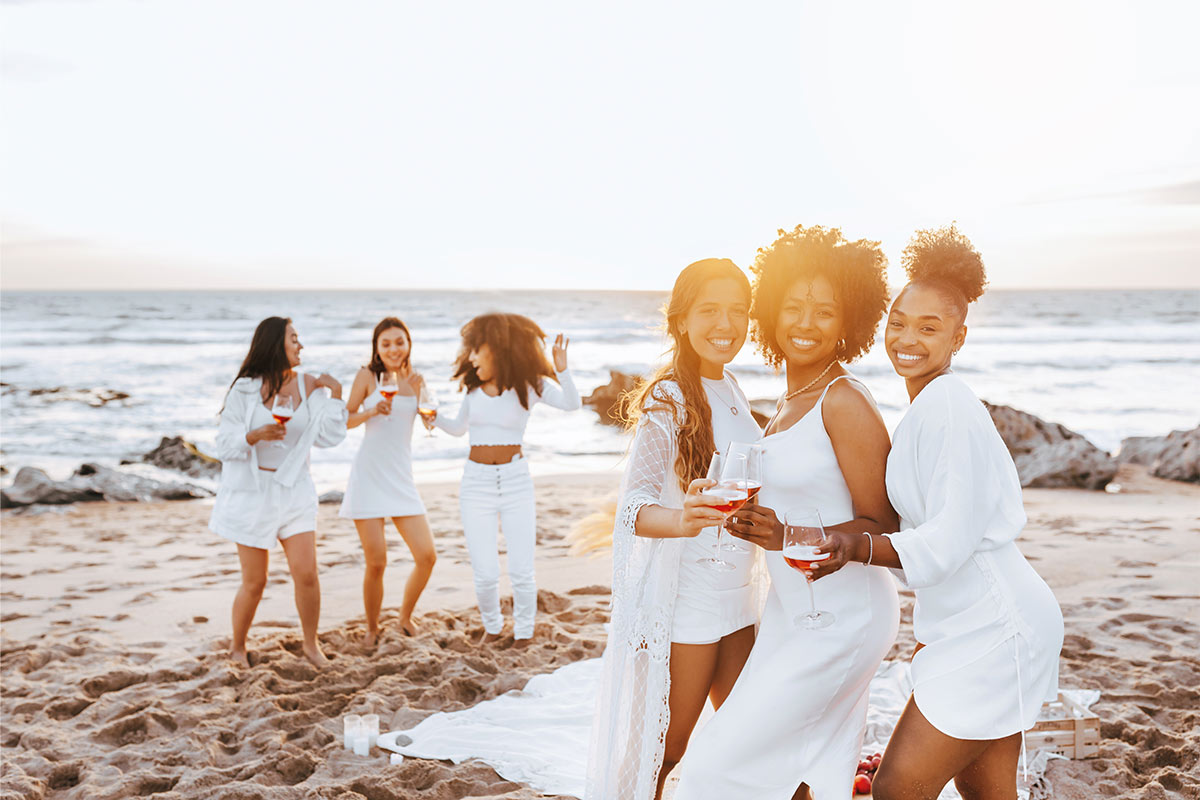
[318,490,345,505]
[25,386,132,406]
[1119,427,1200,483]
[983,402,1117,490]
[122,436,220,478]
[1,464,211,509]
[582,371,640,426]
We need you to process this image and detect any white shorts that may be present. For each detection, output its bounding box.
[209,473,318,550]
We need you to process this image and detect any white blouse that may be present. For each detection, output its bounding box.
[433,369,581,445]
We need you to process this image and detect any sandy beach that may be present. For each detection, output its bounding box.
[2,465,1197,799]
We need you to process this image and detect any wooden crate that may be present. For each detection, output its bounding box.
[1026,692,1100,759]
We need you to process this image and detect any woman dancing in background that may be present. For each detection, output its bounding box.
[432,312,580,644]
[864,226,1063,800]
[676,226,899,800]
[587,258,764,800]
[209,317,347,668]
[339,317,437,645]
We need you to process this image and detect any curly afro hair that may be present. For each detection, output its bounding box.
[750,224,889,369]
[900,224,987,320]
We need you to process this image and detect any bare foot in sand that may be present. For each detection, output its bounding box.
[476,630,504,646]
[399,617,419,637]
[230,649,251,668]
[302,645,330,668]
[362,629,379,648]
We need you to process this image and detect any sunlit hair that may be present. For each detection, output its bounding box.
[898,223,987,322]
[624,258,751,493]
[367,316,412,378]
[224,316,292,409]
[451,312,556,410]
[750,224,889,369]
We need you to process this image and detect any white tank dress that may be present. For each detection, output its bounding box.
[339,386,427,519]
[675,375,900,800]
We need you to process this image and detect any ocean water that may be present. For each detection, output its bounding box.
[1,289,1197,492]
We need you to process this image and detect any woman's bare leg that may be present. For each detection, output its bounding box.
[280,531,328,667]
[873,697,1018,800]
[707,624,755,707]
[391,514,437,635]
[657,641,720,800]
[231,544,269,667]
[354,518,387,645]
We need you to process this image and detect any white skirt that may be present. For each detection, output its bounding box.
[672,526,757,644]
[210,472,318,549]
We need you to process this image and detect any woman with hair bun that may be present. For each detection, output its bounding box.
[863,225,1064,800]
[432,312,581,644]
[339,317,437,644]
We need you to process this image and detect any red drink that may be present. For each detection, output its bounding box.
[418,408,436,424]
[703,486,748,515]
[742,480,761,501]
[782,543,830,574]
[380,388,398,400]
[272,412,292,425]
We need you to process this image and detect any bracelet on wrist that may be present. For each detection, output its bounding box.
[862,532,874,565]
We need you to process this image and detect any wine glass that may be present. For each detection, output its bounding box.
[696,451,748,570]
[378,370,401,409]
[721,442,762,552]
[417,383,439,437]
[269,393,294,450]
[782,507,835,629]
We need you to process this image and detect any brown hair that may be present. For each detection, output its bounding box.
[750,224,889,369]
[451,313,556,410]
[223,316,291,411]
[624,258,751,493]
[367,316,413,378]
[899,223,987,321]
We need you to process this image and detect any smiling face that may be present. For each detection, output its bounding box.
[468,343,495,383]
[885,283,967,398]
[774,275,843,371]
[677,277,749,378]
[283,323,303,368]
[375,326,411,372]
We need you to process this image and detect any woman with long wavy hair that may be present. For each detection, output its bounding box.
[209,317,347,668]
[339,316,437,644]
[586,258,765,800]
[432,312,580,644]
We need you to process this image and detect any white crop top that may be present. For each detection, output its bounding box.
[433,370,581,446]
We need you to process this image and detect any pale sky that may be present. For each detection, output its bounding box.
[2,0,1198,290]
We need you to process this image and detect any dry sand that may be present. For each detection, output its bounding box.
[1,466,1197,799]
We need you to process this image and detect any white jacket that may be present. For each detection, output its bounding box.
[215,375,348,491]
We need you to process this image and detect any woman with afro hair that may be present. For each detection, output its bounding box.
[866,226,1063,800]
[676,225,900,800]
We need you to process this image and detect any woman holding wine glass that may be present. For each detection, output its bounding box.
[339,317,437,644]
[209,317,347,668]
[675,226,899,800]
[862,227,1063,800]
[586,259,764,800]
[430,312,580,644]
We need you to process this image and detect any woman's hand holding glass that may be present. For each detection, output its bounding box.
[724,503,783,550]
[678,478,727,538]
[808,530,861,581]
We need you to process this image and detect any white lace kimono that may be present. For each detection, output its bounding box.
[584,382,765,800]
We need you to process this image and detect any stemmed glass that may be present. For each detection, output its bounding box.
[269,393,294,449]
[378,370,401,408]
[417,383,439,437]
[720,442,763,552]
[696,451,748,571]
[782,507,835,629]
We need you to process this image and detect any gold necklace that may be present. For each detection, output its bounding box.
[782,360,838,403]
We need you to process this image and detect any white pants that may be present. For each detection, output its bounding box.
[459,457,538,639]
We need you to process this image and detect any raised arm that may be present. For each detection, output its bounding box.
[538,369,582,411]
[432,393,470,437]
[346,368,388,429]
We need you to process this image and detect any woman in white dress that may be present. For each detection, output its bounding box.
[861,226,1064,800]
[431,313,580,643]
[676,225,900,800]
[340,317,437,644]
[210,317,347,668]
[586,258,765,800]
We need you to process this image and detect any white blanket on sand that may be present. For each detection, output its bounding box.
[377,658,1092,800]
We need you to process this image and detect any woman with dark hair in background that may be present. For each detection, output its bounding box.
[676,226,899,800]
[209,317,347,668]
[585,258,765,800]
[339,316,437,645]
[432,312,580,644]
[866,226,1063,800]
